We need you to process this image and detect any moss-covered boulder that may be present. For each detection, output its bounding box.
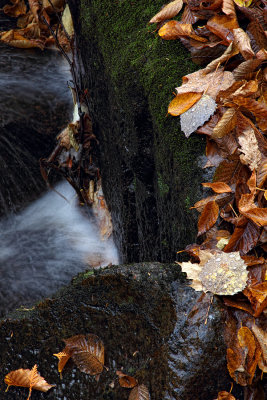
[0,263,236,400]
[67,0,206,263]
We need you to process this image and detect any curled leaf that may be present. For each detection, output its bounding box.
[197,200,219,236]
[116,371,138,388]
[150,0,183,23]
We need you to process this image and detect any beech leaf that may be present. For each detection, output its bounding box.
[116,371,138,388]
[3,0,27,17]
[4,365,55,399]
[202,182,232,193]
[63,334,105,375]
[233,28,254,60]
[212,108,237,139]
[197,200,219,236]
[222,0,236,17]
[238,127,262,171]
[159,21,207,42]
[129,384,150,400]
[251,324,267,373]
[149,0,183,23]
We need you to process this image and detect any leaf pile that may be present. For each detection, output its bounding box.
[150,0,267,393]
[0,0,72,50]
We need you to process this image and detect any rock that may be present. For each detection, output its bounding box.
[67,0,206,263]
[0,263,239,400]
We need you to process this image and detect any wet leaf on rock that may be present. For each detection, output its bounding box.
[116,371,138,388]
[4,364,55,399]
[128,384,150,400]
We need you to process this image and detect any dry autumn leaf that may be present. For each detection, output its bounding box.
[4,364,55,400]
[238,127,262,171]
[212,108,237,139]
[159,21,207,42]
[198,200,219,236]
[53,351,71,378]
[216,391,236,400]
[251,324,267,373]
[233,28,254,60]
[202,182,232,193]
[149,0,183,23]
[129,384,150,400]
[3,0,27,17]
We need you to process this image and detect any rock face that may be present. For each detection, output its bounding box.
[67,0,206,263]
[0,263,237,400]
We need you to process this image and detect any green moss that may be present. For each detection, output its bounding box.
[80,0,206,254]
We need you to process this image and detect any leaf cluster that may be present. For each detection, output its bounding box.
[150,0,267,393]
[0,0,71,50]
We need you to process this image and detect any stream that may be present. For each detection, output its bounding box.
[0,38,118,317]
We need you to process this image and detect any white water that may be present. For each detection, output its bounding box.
[0,182,118,316]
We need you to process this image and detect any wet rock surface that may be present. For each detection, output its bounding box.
[0,263,238,400]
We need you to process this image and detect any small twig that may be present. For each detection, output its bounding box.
[229,203,238,218]
[47,0,72,42]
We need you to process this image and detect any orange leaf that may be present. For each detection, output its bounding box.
[129,384,150,400]
[4,365,55,399]
[212,108,237,138]
[116,371,138,388]
[202,182,232,193]
[168,92,202,116]
[197,200,219,236]
[0,29,44,49]
[257,158,267,188]
[233,96,267,130]
[63,334,104,375]
[53,351,71,376]
[159,21,207,42]
[217,391,236,400]
[243,208,267,227]
[149,0,183,23]
[207,14,239,44]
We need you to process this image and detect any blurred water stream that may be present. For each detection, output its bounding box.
[0,25,118,317]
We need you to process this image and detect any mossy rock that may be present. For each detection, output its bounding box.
[67,0,206,263]
[0,263,238,399]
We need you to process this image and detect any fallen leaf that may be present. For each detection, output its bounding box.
[233,0,253,6]
[207,14,239,44]
[233,28,254,60]
[116,371,138,388]
[222,0,236,17]
[180,250,248,295]
[238,127,262,171]
[203,42,239,74]
[168,92,202,116]
[217,391,236,400]
[197,200,219,236]
[251,324,267,373]
[223,219,260,254]
[176,68,235,100]
[180,95,217,137]
[0,29,44,49]
[202,182,232,193]
[159,21,207,42]
[4,365,55,399]
[53,351,71,377]
[150,0,183,23]
[232,59,262,80]
[3,0,27,17]
[257,158,267,188]
[129,384,150,400]
[181,5,199,24]
[63,334,104,375]
[212,108,237,139]
[243,282,267,317]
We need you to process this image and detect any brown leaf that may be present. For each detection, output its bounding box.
[197,200,219,236]
[64,334,104,375]
[150,0,183,23]
[217,391,236,400]
[3,0,27,17]
[4,365,55,399]
[28,0,40,22]
[257,158,267,188]
[159,21,207,42]
[234,97,267,131]
[168,92,202,116]
[223,297,255,315]
[243,208,267,227]
[202,42,239,74]
[181,5,199,24]
[116,371,138,388]
[129,384,150,400]
[222,0,236,17]
[243,282,267,317]
[238,127,262,171]
[212,108,237,139]
[176,68,235,100]
[0,29,44,49]
[207,14,239,44]
[247,21,267,54]
[237,326,262,384]
[251,324,267,373]
[233,28,254,60]
[202,182,232,193]
[213,155,244,184]
[223,219,260,254]
[232,59,262,80]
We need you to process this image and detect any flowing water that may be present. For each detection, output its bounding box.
[0,31,118,317]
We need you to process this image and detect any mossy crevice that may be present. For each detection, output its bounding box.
[69,0,206,261]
